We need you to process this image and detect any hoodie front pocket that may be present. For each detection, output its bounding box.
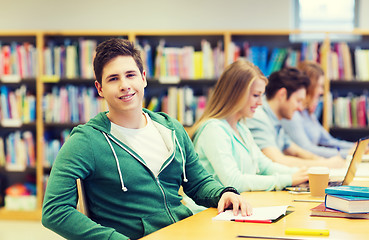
[141,211,174,236]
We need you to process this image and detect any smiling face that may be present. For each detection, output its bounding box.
[279,87,306,120]
[94,55,147,118]
[238,78,266,119]
[308,75,324,113]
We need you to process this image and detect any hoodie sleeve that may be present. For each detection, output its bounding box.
[193,121,294,192]
[42,127,129,240]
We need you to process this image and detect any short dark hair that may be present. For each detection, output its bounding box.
[265,67,310,100]
[93,38,144,84]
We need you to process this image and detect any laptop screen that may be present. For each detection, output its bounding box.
[342,136,369,185]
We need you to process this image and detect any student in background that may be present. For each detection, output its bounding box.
[187,60,309,193]
[42,38,252,240]
[281,61,355,158]
[246,67,345,168]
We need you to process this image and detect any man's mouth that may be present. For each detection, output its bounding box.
[119,93,135,100]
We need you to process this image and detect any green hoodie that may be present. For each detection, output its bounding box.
[42,110,224,240]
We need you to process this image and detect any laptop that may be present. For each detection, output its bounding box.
[286,135,369,192]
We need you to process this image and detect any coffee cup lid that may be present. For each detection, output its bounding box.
[307,166,330,174]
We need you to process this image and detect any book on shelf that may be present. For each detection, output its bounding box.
[328,50,339,80]
[0,85,36,123]
[152,39,222,80]
[146,97,160,112]
[227,41,240,65]
[230,41,328,77]
[325,186,369,198]
[310,203,369,219]
[354,48,369,81]
[330,42,354,81]
[44,38,97,79]
[325,194,369,214]
[43,85,108,124]
[341,42,354,80]
[137,41,154,78]
[4,131,33,172]
[79,39,96,79]
[0,42,36,79]
[331,94,369,128]
[23,131,36,167]
[66,44,78,79]
[285,48,300,68]
[0,137,5,167]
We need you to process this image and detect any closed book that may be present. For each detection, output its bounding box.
[311,203,369,219]
[325,186,369,198]
[325,194,369,213]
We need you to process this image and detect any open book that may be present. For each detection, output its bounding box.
[213,205,289,223]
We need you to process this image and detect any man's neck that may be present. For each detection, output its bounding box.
[107,109,147,129]
[267,98,282,120]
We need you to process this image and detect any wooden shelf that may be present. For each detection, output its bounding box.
[0,208,41,221]
[147,78,217,87]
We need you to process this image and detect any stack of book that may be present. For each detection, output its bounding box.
[311,186,369,219]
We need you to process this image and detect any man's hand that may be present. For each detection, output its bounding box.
[217,192,252,217]
[291,167,309,186]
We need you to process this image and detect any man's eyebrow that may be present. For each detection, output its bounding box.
[125,70,138,74]
[105,73,119,79]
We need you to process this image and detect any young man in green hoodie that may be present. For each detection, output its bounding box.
[42,38,252,240]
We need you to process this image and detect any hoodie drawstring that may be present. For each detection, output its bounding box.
[102,130,188,190]
[175,135,188,183]
[102,132,128,192]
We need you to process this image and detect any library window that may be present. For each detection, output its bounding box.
[292,0,359,42]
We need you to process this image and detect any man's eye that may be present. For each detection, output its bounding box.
[109,77,118,81]
[127,74,136,78]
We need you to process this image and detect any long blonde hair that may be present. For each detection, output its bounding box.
[188,60,268,139]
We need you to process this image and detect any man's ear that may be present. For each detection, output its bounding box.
[276,87,287,101]
[142,70,147,88]
[95,80,103,97]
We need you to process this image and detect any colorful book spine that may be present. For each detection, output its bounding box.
[3,131,35,171]
[0,85,36,124]
[152,39,223,80]
[331,94,369,128]
[43,85,108,124]
[0,41,37,80]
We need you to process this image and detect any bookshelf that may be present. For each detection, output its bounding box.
[326,30,369,141]
[132,31,225,126]
[1,29,369,220]
[0,31,39,219]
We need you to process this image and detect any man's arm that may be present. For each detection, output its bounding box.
[262,145,345,168]
[285,142,322,160]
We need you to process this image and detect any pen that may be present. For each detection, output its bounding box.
[285,227,329,236]
[231,219,272,223]
[238,235,303,240]
[293,199,324,203]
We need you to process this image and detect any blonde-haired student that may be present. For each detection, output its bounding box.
[188,60,308,193]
